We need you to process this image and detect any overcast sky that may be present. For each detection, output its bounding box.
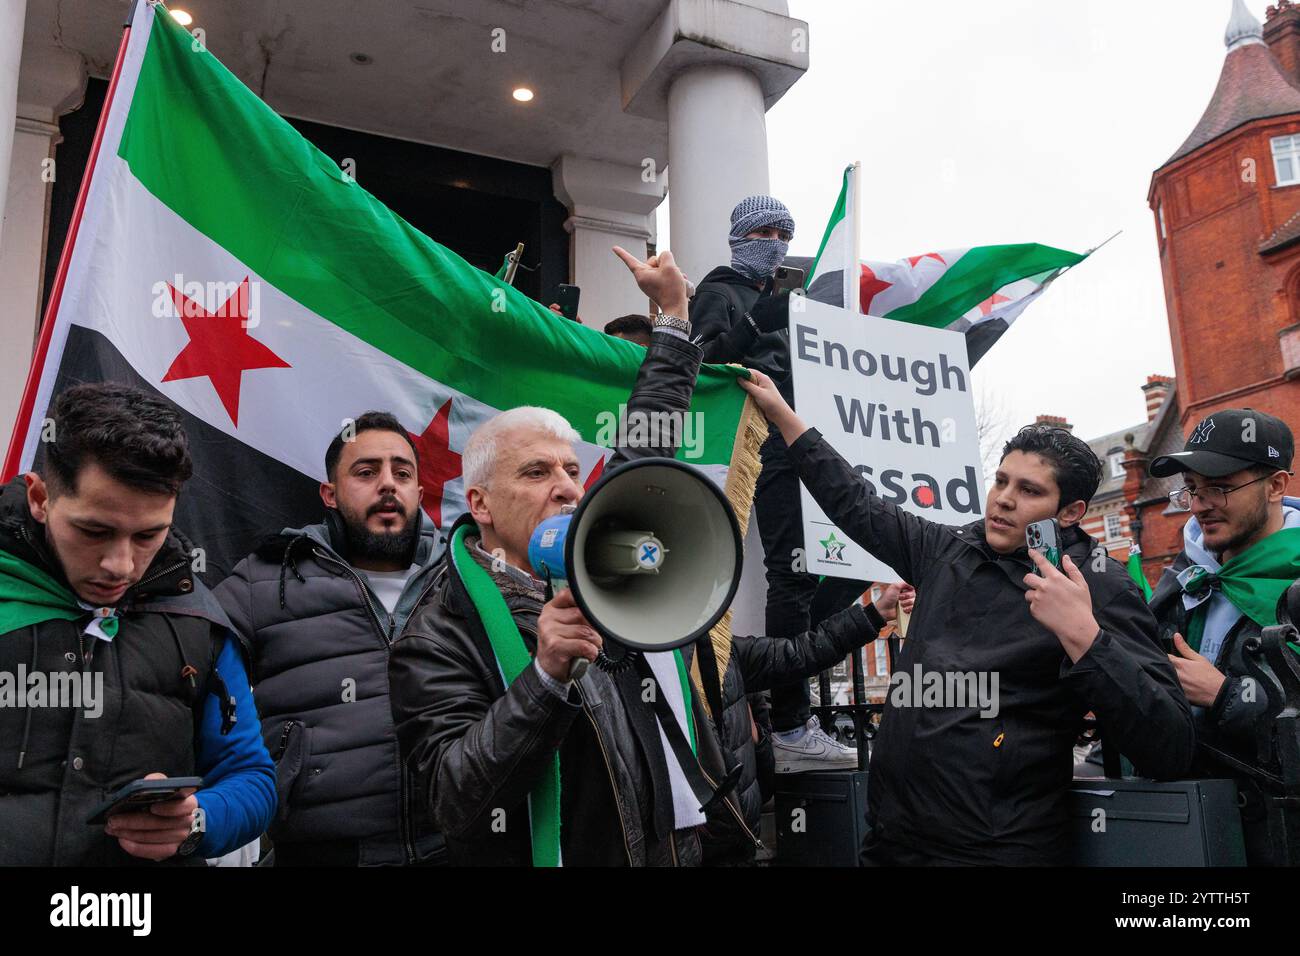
[676,0,1257,449]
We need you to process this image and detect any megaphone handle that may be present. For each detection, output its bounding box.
[569,657,590,681]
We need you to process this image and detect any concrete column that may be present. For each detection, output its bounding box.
[0,0,27,249]
[0,40,85,444]
[666,65,770,286]
[552,155,665,328]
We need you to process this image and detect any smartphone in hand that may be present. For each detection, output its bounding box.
[773,265,805,295]
[1025,518,1063,575]
[86,777,204,825]
[554,284,581,321]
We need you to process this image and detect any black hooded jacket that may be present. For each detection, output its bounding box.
[689,266,792,399]
[785,428,1196,865]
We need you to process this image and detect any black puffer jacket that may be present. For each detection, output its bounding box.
[215,515,445,865]
[690,266,792,399]
[390,331,735,866]
[786,428,1196,865]
[0,477,242,865]
[692,601,886,865]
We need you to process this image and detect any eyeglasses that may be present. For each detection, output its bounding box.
[1168,472,1281,511]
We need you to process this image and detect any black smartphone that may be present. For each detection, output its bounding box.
[86,777,204,825]
[554,283,581,321]
[774,265,805,294]
[1025,518,1063,575]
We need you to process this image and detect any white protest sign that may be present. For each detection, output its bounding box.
[791,296,984,581]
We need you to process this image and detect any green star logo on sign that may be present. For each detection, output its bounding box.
[819,531,847,561]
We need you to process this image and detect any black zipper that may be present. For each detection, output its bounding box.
[312,546,418,864]
[273,719,299,761]
[128,559,187,597]
[313,549,389,649]
[572,680,636,866]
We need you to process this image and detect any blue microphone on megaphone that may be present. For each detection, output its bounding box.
[527,457,743,680]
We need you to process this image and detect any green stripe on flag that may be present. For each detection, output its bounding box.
[884,243,1085,328]
[117,12,745,462]
[806,166,850,287]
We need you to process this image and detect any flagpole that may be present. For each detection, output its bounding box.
[503,242,524,286]
[847,161,861,314]
[2,4,141,480]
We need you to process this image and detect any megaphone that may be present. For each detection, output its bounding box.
[528,457,743,678]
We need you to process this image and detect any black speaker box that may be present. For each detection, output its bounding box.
[774,770,869,866]
[1067,778,1247,866]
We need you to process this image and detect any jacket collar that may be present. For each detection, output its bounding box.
[959,516,1095,589]
[272,503,443,571]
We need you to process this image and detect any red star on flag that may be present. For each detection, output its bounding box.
[976,293,1012,317]
[161,277,291,427]
[408,399,462,529]
[859,264,893,314]
[906,252,946,268]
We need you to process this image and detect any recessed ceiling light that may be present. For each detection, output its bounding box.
[170,9,194,26]
[512,87,534,103]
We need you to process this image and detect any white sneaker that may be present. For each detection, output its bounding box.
[773,716,857,773]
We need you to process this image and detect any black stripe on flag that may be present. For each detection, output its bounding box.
[31,324,325,583]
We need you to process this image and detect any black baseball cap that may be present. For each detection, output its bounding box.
[1149,408,1294,479]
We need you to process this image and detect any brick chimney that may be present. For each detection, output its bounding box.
[1034,414,1072,432]
[1140,374,1174,421]
[1266,1,1300,86]
[1120,431,1147,505]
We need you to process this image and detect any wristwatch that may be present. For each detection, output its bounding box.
[652,312,690,336]
[176,809,205,857]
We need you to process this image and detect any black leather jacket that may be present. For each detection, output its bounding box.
[693,601,886,865]
[390,331,729,865]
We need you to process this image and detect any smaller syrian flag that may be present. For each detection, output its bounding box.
[804,167,1089,365]
[1127,541,1153,600]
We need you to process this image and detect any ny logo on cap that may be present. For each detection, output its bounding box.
[1189,418,1215,444]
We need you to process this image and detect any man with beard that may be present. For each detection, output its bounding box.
[1147,408,1300,865]
[215,412,446,865]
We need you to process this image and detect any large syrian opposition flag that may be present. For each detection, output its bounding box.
[803,165,1089,365]
[4,2,758,582]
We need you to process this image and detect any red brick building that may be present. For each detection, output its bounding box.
[1147,0,1300,461]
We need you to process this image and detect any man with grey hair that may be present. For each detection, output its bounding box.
[390,246,884,865]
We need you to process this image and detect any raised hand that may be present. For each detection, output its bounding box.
[612,246,689,319]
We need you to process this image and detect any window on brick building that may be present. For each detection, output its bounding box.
[1104,512,1123,541]
[1108,452,1125,479]
[1157,202,1166,240]
[1272,134,1300,186]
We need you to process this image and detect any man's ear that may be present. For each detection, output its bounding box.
[320,481,337,508]
[1057,499,1088,528]
[25,472,50,524]
[1268,470,1291,503]
[466,486,492,528]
